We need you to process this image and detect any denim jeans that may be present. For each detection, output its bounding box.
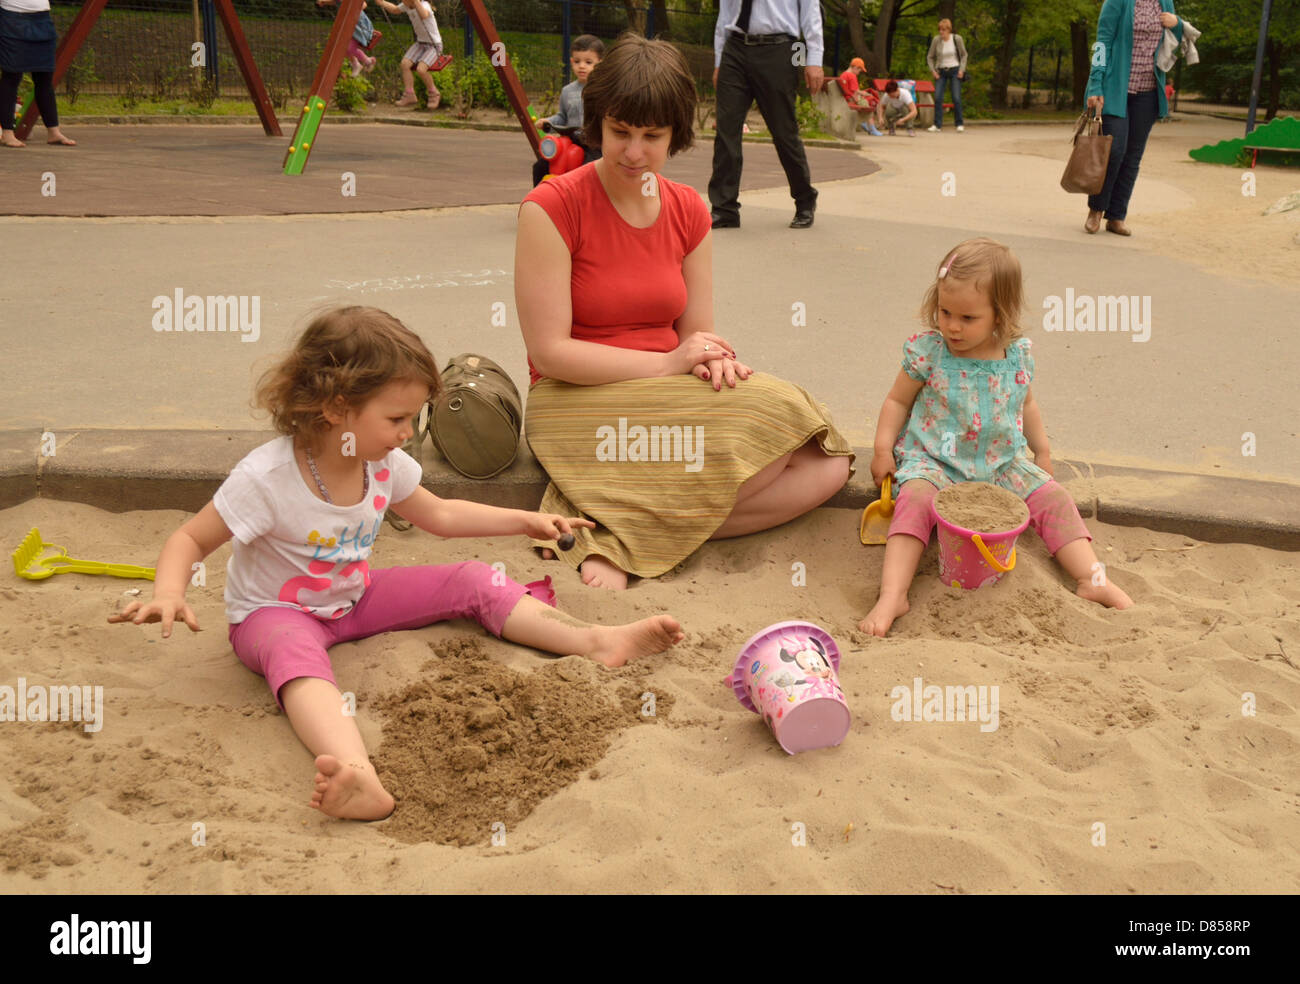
[934,67,963,128]
[1088,89,1159,221]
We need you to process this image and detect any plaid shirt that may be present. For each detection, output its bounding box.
[1129,0,1162,93]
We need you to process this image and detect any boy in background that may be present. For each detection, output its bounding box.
[532,35,604,186]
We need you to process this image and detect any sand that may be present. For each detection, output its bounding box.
[2,496,1298,893]
[934,483,1032,533]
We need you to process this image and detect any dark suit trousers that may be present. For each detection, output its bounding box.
[709,36,817,219]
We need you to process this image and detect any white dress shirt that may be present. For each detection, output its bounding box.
[714,0,824,69]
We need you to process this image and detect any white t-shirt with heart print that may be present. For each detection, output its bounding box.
[214,436,422,624]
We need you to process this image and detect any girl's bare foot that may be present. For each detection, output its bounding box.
[859,593,910,637]
[47,129,75,146]
[1076,578,1133,610]
[588,615,684,667]
[580,555,628,591]
[1,134,25,148]
[310,754,395,820]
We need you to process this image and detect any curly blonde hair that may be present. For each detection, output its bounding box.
[919,237,1026,344]
[252,306,441,453]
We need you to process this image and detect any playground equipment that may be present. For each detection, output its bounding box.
[14,0,279,142]
[536,121,585,178]
[1189,116,1300,168]
[286,0,541,175]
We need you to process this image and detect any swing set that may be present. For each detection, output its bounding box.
[17,0,542,176]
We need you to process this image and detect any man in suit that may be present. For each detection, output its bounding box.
[709,0,824,230]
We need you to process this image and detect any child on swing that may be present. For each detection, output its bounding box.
[316,0,380,77]
[375,0,443,108]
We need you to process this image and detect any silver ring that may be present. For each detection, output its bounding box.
[705,344,712,351]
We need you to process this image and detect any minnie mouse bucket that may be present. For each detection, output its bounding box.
[729,621,851,754]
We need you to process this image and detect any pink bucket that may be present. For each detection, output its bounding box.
[729,621,851,755]
[932,495,1030,590]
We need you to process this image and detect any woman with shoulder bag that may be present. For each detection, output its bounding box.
[1083,0,1182,236]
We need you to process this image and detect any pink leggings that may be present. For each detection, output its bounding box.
[228,562,528,708]
[888,479,1091,554]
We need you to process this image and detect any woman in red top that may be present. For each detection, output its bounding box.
[516,34,853,590]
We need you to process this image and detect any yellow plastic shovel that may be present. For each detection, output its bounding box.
[859,474,895,545]
[11,527,155,581]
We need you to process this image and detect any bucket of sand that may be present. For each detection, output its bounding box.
[931,482,1031,590]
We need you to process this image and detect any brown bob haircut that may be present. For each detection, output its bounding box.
[580,32,696,156]
[253,306,442,453]
[919,238,1026,344]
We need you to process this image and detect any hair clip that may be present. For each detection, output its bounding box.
[938,265,949,279]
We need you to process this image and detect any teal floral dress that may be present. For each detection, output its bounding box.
[892,330,1051,497]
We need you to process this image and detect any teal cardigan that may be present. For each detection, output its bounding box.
[1085,0,1184,119]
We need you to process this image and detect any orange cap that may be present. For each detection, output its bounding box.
[849,57,866,71]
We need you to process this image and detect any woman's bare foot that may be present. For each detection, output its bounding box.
[1075,578,1133,610]
[46,128,75,146]
[859,592,910,637]
[310,754,395,820]
[1,133,25,148]
[580,555,628,591]
[587,615,684,667]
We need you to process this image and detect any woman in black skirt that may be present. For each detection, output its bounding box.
[1,0,74,147]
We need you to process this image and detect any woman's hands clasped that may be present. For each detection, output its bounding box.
[673,331,754,391]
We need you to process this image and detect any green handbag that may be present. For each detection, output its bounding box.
[425,354,524,479]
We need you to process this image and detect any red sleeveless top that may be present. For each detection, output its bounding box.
[520,162,712,384]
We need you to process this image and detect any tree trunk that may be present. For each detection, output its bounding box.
[1265,38,1284,121]
[1070,18,1088,109]
[1024,43,1034,107]
[990,0,1023,110]
[622,0,645,35]
[872,0,898,76]
[884,0,904,72]
[651,0,669,39]
[938,0,956,23]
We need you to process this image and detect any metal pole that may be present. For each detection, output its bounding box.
[562,0,571,85]
[832,23,840,75]
[1246,0,1273,134]
[646,3,654,39]
[192,0,202,88]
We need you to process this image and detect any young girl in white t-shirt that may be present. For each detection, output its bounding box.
[110,306,683,821]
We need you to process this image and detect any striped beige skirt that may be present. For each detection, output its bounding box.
[525,373,855,577]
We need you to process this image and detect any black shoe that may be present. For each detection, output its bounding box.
[711,212,740,229]
[790,208,815,229]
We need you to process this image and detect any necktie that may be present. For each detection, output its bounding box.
[738,0,754,33]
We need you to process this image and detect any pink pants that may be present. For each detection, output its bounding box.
[888,479,1091,555]
[228,562,528,708]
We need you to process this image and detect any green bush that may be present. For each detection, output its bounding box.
[795,94,830,138]
[333,71,372,112]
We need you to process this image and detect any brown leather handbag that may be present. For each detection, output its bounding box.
[1060,111,1112,194]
